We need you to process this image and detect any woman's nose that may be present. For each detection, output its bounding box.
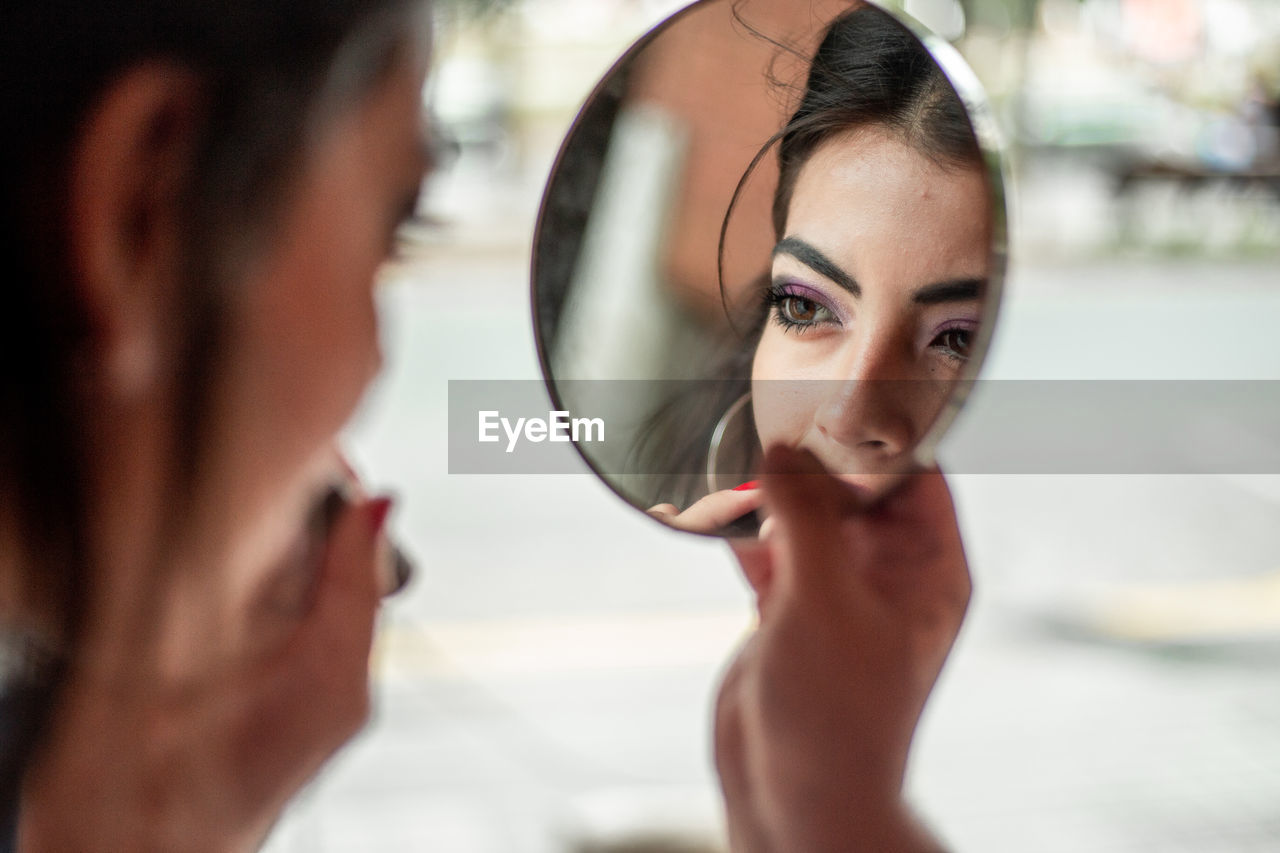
[812,337,918,460]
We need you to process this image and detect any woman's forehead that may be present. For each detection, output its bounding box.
[783,127,991,283]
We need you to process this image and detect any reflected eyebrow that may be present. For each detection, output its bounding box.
[772,237,860,296]
[773,237,985,305]
[912,279,985,305]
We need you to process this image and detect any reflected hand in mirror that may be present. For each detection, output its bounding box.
[647,479,764,534]
[533,0,1004,536]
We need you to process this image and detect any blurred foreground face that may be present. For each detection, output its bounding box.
[151,46,435,630]
[751,127,990,488]
[206,49,429,578]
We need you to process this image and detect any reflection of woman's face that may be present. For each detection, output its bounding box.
[751,126,991,484]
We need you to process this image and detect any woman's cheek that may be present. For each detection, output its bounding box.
[751,330,849,453]
[752,335,795,451]
[236,229,383,481]
[750,378,811,455]
[298,207,387,419]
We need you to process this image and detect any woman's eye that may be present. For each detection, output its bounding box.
[930,327,972,361]
[775,295,834,328]
[765,283,838,333]
[781,296,818,324]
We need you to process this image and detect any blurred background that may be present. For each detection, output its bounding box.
[262,1,1280,850]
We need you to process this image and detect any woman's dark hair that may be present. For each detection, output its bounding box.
[635,3,984,511]
[768,5,981,240]
[726,2,983,308]
[0,0,421,818]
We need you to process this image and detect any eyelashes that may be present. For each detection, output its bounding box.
[763,279,976,365]
[928,325,974,364]
[764,281,839,334]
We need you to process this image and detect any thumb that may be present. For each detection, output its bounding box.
[235,497,389,808]
[291,496,387,672]
[728,539,774,617]
[758,445,857,599]
[851,469,971,616]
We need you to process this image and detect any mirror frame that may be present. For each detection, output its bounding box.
[529,0,1010,536]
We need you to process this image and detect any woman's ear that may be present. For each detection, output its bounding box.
[69,64,203,398]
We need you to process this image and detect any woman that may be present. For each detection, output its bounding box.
[2,0,429,847]
[645,4,991,535]
[1,0,967,850]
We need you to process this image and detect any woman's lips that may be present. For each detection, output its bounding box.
[798,446,904,482]
[796,447,907,498]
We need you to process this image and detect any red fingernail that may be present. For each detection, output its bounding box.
[367,497,394,536]
[734,480,760,491]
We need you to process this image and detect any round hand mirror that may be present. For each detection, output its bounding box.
[532,0,1007,537]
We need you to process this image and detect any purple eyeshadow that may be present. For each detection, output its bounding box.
[775,279,849,324]
[925,317,980,340]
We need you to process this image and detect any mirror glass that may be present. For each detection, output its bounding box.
[532,0,1007,537]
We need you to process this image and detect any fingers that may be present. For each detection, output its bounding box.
[323,452,412,596]
[757,445,853,597]
[307,496,386,645]
[728,538,775,616]
[865,467,956,530]
[647,503,680,519]
[648,488,763,534]
[283,495,388,734]
[854,468,971,621]
[220,496,391,832]
[756,449,970,626]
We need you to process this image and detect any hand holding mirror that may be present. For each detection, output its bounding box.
[532,0,1006,536]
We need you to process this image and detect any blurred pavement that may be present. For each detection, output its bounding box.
[256,236,1280,851]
